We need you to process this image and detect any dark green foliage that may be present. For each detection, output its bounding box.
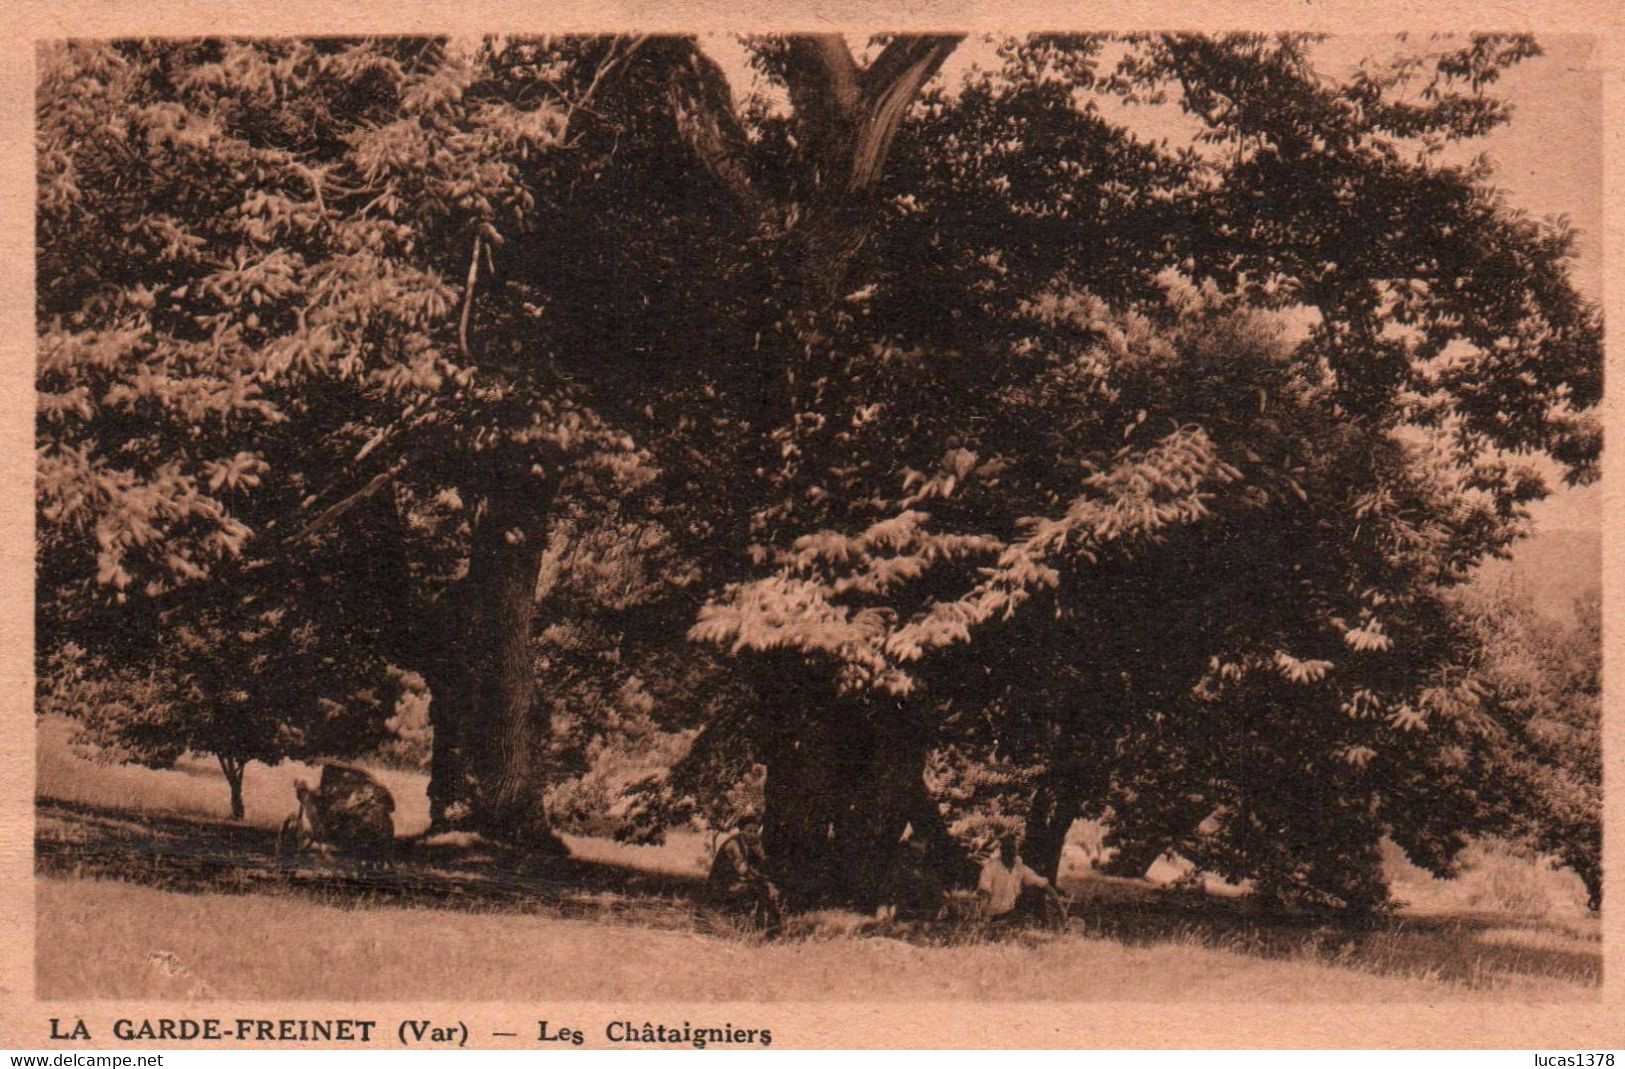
[34,37,614,832]
[36,34,1601,910]
[684,35,1599,909]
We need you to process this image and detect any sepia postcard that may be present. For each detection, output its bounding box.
[2,0,1623,1051]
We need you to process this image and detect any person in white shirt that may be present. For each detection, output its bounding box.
[977,834,1059,922]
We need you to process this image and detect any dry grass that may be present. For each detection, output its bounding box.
[1393,840,1593,925]
[36,716,434,835]
[33,877,1593,1002]
[561,829,713,879]
[36,715,706,868]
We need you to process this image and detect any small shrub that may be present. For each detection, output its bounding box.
[1452,839,1584,921]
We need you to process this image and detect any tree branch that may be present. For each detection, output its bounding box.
[658,37,770,224]
[849,34,963,192]
[563,34,650,139]
[459,233,482,359]
[284,453,414,548]
[782,34,863,122]
[653,34,960,224]
[862,35,961,100]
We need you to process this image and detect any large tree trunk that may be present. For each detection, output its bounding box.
[422,591,474,830]
[831,722,911,909]
[1023,782,1082,885]
[761,708,860,906]
[420,470,566,853]
[761,693,971,909]
[419,509,556,846]
[834,705,975,907]
[361,489,477,831]
[1024,748,1115,882]
[662,35,966,905]
[457,483,567,853]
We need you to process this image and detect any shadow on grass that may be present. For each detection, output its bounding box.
[36,796,1600,991]
[37,797,707,931]
[1052,877,1600,990]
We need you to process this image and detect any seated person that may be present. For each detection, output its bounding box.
[707,813,782,921]
[977,834,1059,923]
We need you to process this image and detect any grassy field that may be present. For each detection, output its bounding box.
[35,716,437,836]
[34,717,1601,1001]
[37,875,1595,1002]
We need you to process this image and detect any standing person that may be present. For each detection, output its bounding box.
[707,813,783,930]
[977,834,1060,924]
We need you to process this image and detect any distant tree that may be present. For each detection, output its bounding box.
[1462,587,1601,907]
[37,518,407,819]
[38,643,180,767]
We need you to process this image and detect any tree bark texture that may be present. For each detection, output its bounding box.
[421,586,474,830]
[761,696,972,908]
[1023,782,1082,885]
[463,491,560,851]
[761,716,856,905]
